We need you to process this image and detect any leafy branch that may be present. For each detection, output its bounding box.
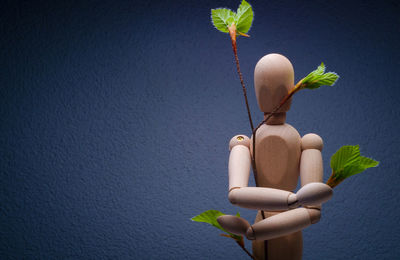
[327,145,379,188]
[211,0,254,130]
[204,1,379,257]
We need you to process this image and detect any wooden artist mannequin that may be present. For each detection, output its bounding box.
[217,54,333,260]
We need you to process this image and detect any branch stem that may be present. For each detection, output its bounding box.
[238,242,255,260]
[229,23,254,131]
[326,172,344,188]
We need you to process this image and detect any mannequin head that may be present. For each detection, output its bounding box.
[254,54,295,117]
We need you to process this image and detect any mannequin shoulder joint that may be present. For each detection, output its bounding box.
[229,135,250,151]
[301,133,323,151]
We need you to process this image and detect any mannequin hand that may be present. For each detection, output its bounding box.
[290,182,333,207]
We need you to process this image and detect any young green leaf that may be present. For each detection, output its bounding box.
[330,145,361,174]
[301,63,339,90]
[211,1,253,36]
[359,156,380,168]
[327,145,379,188]
[235,0,253,34]
[211,8,236,33]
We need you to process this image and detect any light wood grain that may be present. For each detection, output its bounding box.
[224,54,333,260]
[253,211,303,260]
[250,123,301,191]
[228,144,251,191]
[249,208,311,241]
[228,187,293,211]
[254,54,294,113]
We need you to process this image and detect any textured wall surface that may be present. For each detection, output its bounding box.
[1,0,400,259]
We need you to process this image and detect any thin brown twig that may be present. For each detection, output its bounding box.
[227,24,303,260]
[221,234,255,259]
[229,23,254,131]
[238,242,255,260]
[228,23,259,188]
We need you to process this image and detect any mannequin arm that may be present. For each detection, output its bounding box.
[293,133,333,208]
[246,207,321,240]
[228,135,251,191]
[227,134,332,211]
[300,133,324,187]
[228,135,296,211]
[244,134,332,240]
[219,134,332,239]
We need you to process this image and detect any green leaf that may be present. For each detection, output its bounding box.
[330,145,379,179]
[235,0,253,34]
[211,8,236,33]
[191,210,227,233]
[330,145,360,174]
[314,62,326,75]
[301,62,339,89]
[359,156,380,168]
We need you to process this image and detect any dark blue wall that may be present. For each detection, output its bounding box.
[2,0,400,259]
